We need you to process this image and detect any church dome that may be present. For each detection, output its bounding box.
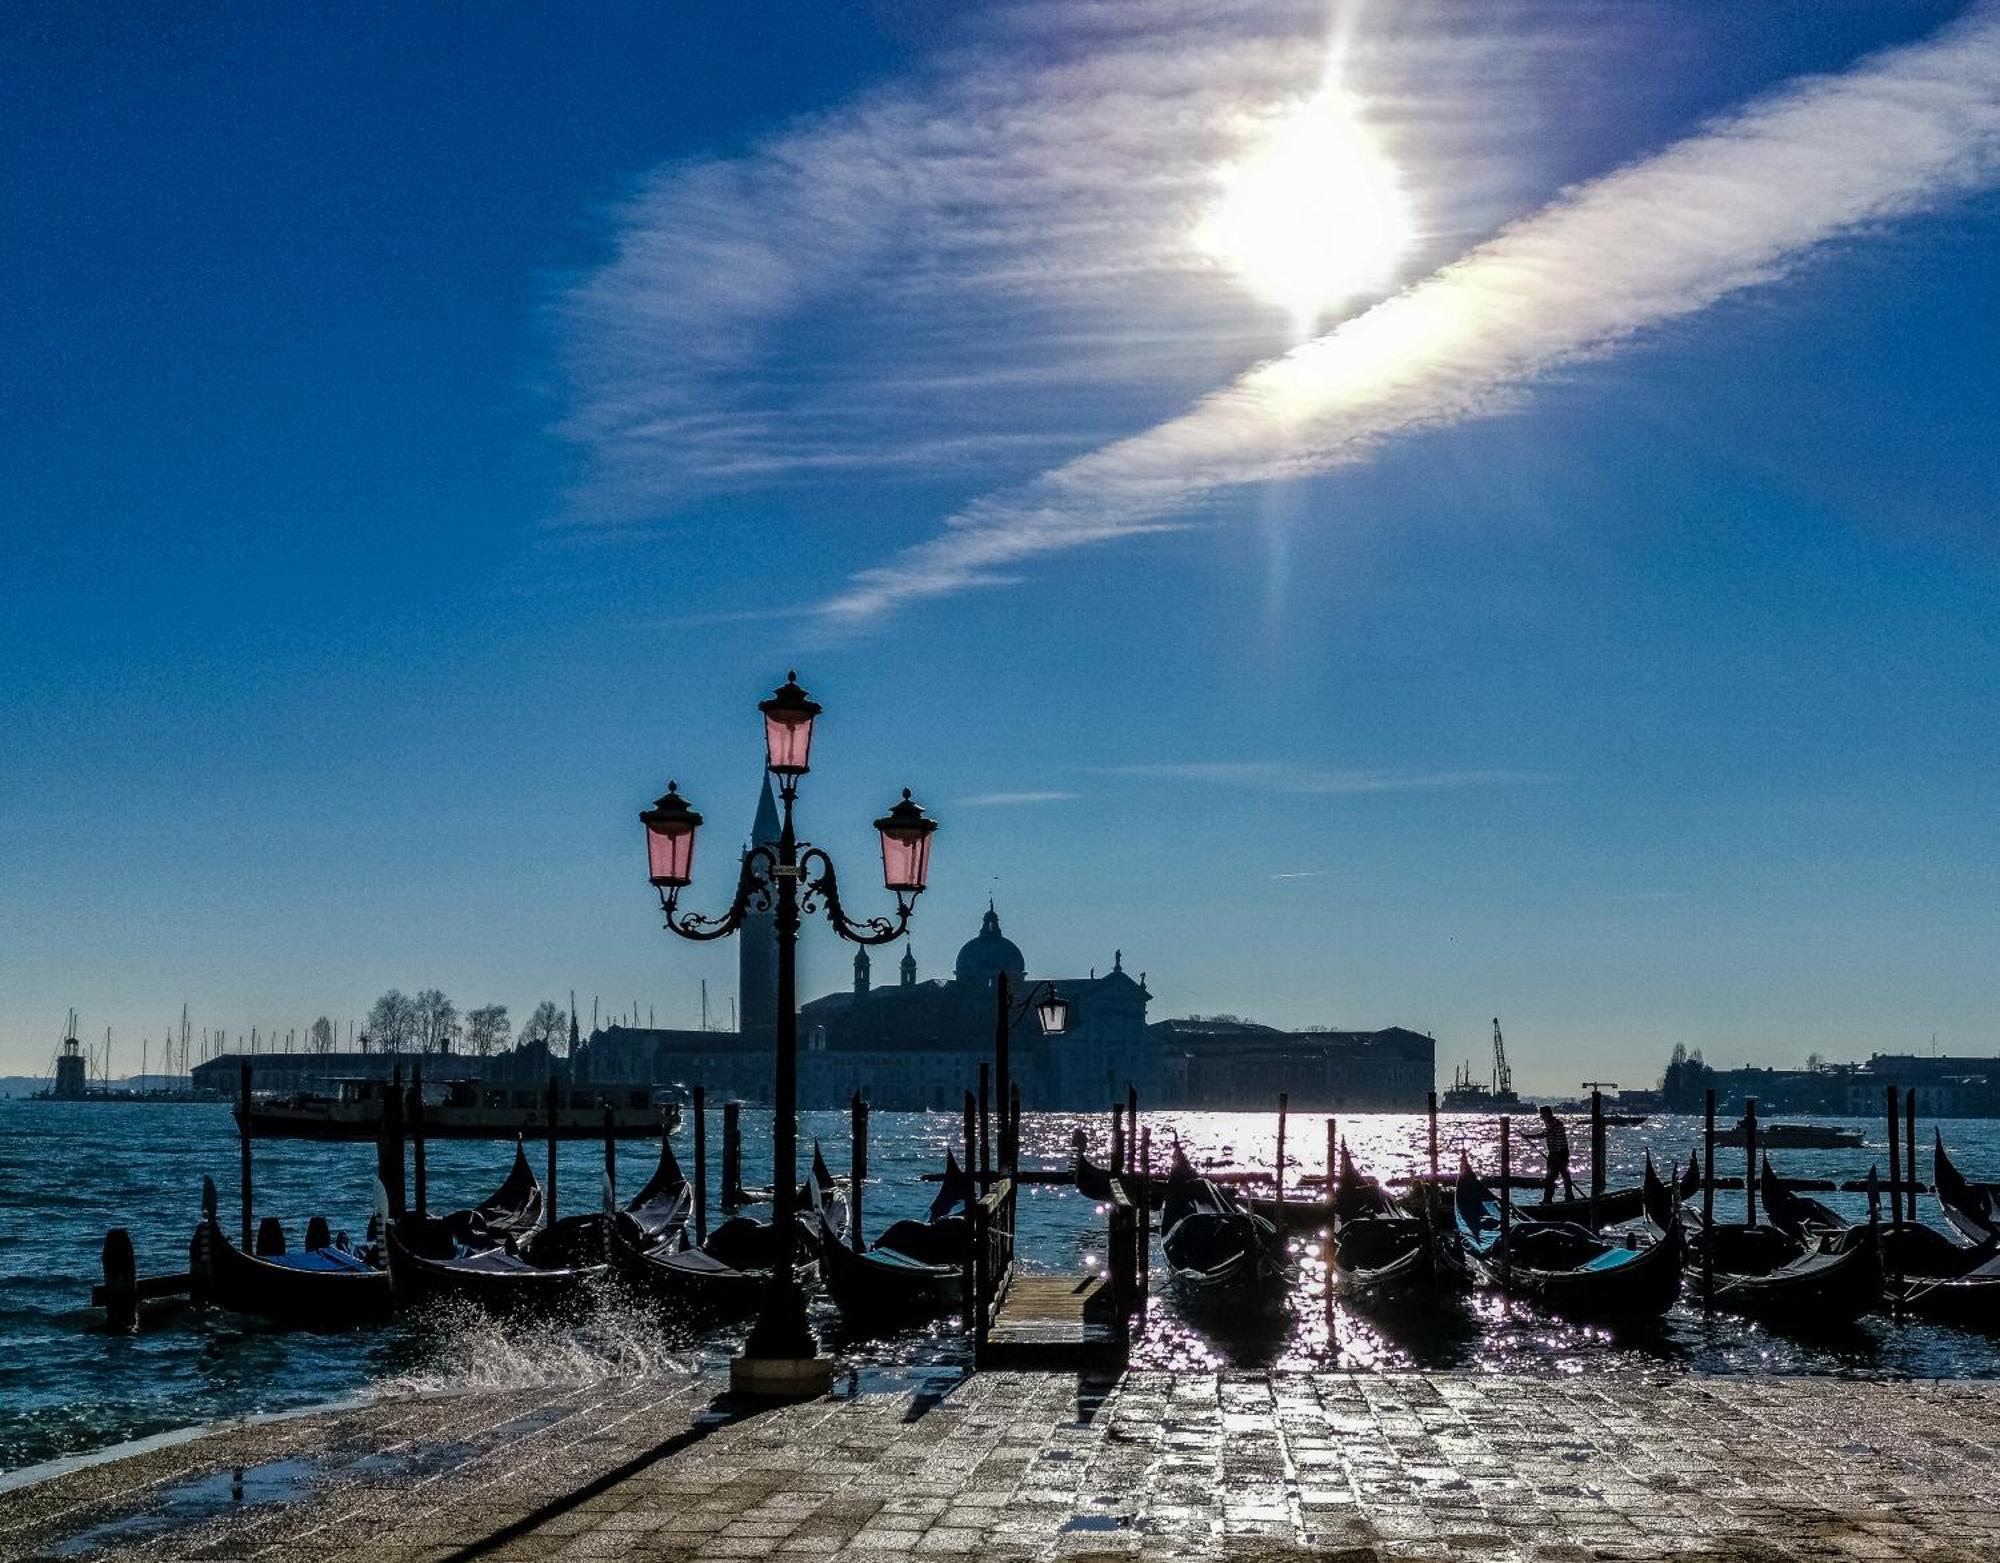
[954,902,1026,987]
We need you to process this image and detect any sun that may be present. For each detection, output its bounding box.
[1196,90,1412,333]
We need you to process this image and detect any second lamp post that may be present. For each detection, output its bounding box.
[640,672,937,1396]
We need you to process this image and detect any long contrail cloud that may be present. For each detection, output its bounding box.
[820,5,2000,624]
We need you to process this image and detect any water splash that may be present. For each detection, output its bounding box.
[377,1284,702,1397]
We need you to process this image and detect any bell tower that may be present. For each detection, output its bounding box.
[738,775,782,1040]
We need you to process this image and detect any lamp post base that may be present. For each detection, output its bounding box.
[730,1351,835,1399]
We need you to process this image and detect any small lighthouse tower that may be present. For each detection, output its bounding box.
[54,1026,87,1100]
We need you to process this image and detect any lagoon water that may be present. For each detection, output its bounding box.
[4,1099,1998,1476]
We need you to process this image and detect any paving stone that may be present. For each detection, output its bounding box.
[15,1370,2000,1562]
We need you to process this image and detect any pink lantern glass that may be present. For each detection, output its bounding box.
[874,789,938,894]
[759,672,822,776]
[640,783,703,888]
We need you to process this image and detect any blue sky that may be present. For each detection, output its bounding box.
[5,1,1999,1090]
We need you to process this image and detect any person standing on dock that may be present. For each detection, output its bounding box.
[1529,1105,1577,1201]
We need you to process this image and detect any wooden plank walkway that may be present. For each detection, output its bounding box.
[980,1272,1126,1372]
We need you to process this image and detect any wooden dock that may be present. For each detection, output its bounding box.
[979,1273,1126,1373]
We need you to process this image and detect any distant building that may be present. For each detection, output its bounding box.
[1846,1055,2000,1118]
[581,901,1155,1110]
[1703,1065,1857,1117]
[1153,1017,1434,1110]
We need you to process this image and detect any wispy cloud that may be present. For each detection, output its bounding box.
[818,5,2000,622]
[1093,762,1558,794]
[558,2,1595,519]
[955,790,1082,807]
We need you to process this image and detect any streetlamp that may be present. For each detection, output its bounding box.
[992,970,1068,1176]
[641,672,937,1396]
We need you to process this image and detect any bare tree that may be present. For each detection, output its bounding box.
[520,1000,567,1055]
[366,989,418,1053]
[413,989,459,1055]
[307,1016,336,1055]
[465,1004,511,1058]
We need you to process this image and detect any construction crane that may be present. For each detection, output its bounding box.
[1491,1017,1513,1097]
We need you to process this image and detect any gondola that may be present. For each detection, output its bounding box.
[1328,1149,1466,1304]
[1933,1133,2000,1246]
[1778,1141,2000,1322]
[1644,1156,1879,1320]
[819,1152,973,1328]
[1248,1143,1397,1232]
[616,1147,842,1319]
[1756,1155,1855,1245]
[1454,1155,1683,1316]
[1517,1156,1701,1227]
[869,1149,976,1264]
[1888,1231,2000,1323]
[1074,1149,1169,1204]
[386,1206,610,1315]
[1159,1148,1283,1305]
[476,1140,546,1235]
[185,1138,555,1326]
[613,1134,696,1252]
[188,1178,393,1327]
[384,1136,674,1314]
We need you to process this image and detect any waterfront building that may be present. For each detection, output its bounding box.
[580,901,1155,1109]
[1152,1016,1434,1110]
[1846,1054,2000,1117]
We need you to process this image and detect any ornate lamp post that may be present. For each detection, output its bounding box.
[992,971,1067,1175]
[641,672,937,1396]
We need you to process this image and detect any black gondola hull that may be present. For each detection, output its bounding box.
[189,1222,393,1328]
[819,1232,961,1326]
[385,1216,609,1315]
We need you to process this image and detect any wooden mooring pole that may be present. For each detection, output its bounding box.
[993,968,1012,1171]
[1274,1092,1288,1217]
[602,1102,617,1212]
[238,1061,254,1251]
[1326,1118,1337,1215]
[1109,1102,1124,1177]
[382,1064,405,1219]
[1887,1084,1905,1301]
[964,1091,977,1183]
[1743,1098,1758,1227]
[692,1086,708,1245]
[1702,1086,1716,1310]
[545,1074,559,1226]
[1906,1088,1919,1224]
[1427,1090,1438,1179]
[1137,1124,1152,1300]
[411,1064,427,1218]
[1126,1083,1138,1169]
[1498,1116,1512,1289]
[978,1062,991,1180]
[101,1229,138,1333]
[722,1100,742,1210]
[851,1092,868,1252]
[1588,1089,1603,1231]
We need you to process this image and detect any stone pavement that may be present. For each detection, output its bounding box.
[6,1370,2000,1562]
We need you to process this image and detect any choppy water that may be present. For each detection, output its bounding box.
[3,1100,1997,1476]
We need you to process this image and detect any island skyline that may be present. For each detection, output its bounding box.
[7,3,1999,1088]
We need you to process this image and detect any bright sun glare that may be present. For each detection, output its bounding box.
[1197,90,1412,333]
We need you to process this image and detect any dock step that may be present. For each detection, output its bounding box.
[981,1274,1126,1372]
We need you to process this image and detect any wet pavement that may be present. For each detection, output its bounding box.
[5,1368,2000,1561]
